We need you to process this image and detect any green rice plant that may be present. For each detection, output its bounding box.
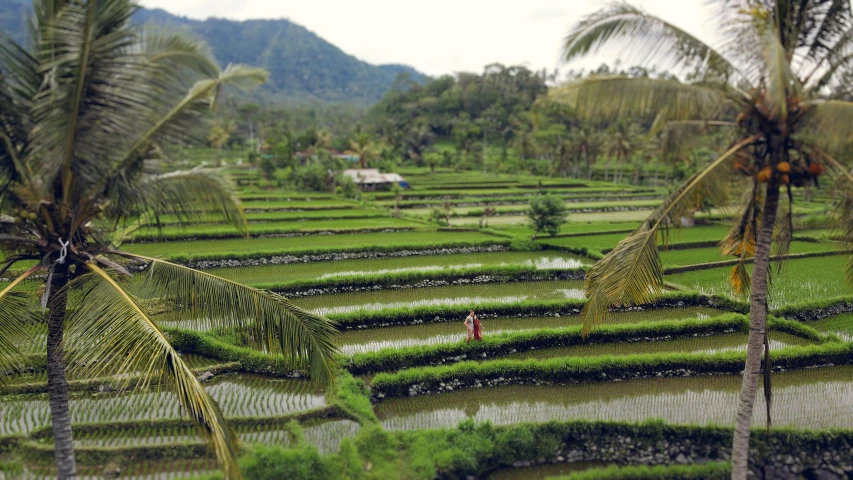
[0,374,325,436]
[206,252,589,285]
[370,342,853,400]
[342,308,731,361]
[659,241,838,267]
[808,313,853,341]
[124,231,509,261]
[296,280,587,316]
[132,217,421,241]
[667,255,852,308]
[326,291,746,330]
[344,315,821,373]
[538,224,732,252]
[554,462,731,480]
[497,330,813,362]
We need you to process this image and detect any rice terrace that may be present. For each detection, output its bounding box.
[2,0,853,479]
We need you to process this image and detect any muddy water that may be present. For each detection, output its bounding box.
[375,365,853,431]
[339,306,724,355]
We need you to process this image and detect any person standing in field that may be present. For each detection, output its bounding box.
[473,313,483,341]
[464,309,475,343]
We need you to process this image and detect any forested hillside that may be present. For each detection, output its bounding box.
[0,0,425,104]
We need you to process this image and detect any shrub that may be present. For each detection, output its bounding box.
[240,443,332,480]
[527,194,568,239]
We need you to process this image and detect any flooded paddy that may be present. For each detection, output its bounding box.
[809,313,853,342]
[302,280,588,316]
[206,251,589,285]
[2,354,223,387]
[496,331,815,361]
[0,374,324,436]
[339,307,724,355]
[72,418,360,454]
[375,365,853,431]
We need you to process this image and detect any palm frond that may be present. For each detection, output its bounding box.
[721,183,762,258]
[140,26,219,79]
[580,135,759,335]
[584,228,663,309]
[563,2,742,82]
[804,26,853,93]
[549,76,736,124]
[760,25,800,121]
[729,261,752,299]
[0,267,39,383]
[106,64,267,184]
[799,100,853,154]
[109,253,338,382]
[771,185,794,274]
[67,264,240,479]
[107,167,247,241]
[27,0,141,201]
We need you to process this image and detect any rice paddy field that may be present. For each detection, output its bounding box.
[3,169,851,479]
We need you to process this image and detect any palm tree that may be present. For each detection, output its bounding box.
[569,126,602,180]
[552,2,853,479]
[0,1,338,478]
[605,122,641,183]
[208,117,237,166]
[349,132,377,169]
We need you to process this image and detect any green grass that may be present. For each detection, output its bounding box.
[667,255,852,308]
[124,230,505,258]
[660,241,838,267]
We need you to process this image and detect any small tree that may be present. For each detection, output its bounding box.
[259,156,277,181]
[390,183,403,217]
[479,206,497,228]
[429,207,448,226]
[423,151,442,173]
[527,194,568,239]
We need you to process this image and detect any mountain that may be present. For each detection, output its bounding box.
[0,2,426,105]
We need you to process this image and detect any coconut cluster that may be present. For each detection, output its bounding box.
[734,158,825,187]
[8,208,40,225]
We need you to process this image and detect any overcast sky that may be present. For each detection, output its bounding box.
[136,0,718,77]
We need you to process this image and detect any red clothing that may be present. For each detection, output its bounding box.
[473,316,482,341]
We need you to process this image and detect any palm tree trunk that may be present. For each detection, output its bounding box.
[730,180,780,480]
[47,264,77,480]
[46,262,77,479]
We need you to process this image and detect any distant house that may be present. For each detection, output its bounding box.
[343,169,409,191]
